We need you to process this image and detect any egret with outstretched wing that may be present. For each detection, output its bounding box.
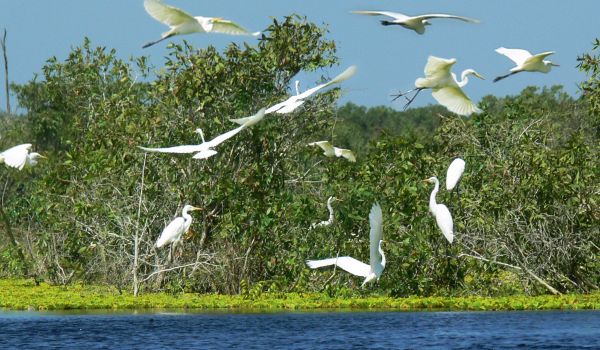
[393,56,484,116]
[0,143,45,171]
[306,203,385,287]
[142,0,260,48]
[308,141,356,162]
[494,47,558,82]
[139,108,265,159]
[352,10,479,34]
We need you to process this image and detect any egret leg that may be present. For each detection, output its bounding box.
[142,33,175,49]
[391,88,423,110]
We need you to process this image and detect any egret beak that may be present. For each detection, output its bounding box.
[422,178,432,184]
[551,63,560,67]
[190,206,203,211]
[474,72,485,80]
[38,155,48,159]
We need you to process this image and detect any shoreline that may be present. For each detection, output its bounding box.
[2,279,599,312]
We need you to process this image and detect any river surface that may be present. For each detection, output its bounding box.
[0,309,599,349]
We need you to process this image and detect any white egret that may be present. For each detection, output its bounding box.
[308,141,356,162]
[351,10,479,34]
[493,47,559,82]
[230,66,357,124]
[306,203,385,287]
[142,0,260,48]
[139,108,265,159]
[446,158,465,191]
[393,56,484,116]
[0,143,45,171]
[310,196,339,230]
[156,205,202,248]
[424,177,454,243]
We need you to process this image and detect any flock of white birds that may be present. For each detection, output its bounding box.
[1,0,560,287]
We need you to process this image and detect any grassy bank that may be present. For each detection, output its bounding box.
[1,279,599,312]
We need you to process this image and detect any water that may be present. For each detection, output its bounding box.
[0,309,599,349]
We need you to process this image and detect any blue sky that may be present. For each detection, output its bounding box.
[1,0,598,111]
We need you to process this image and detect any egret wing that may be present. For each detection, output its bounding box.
[241,108,266,127]
[351,10,409,21]
[204,124,246,148]
[526,51,556,64]
[156,217,186,248]
[335,148,356,162]
[1,143,32,170]
[296,66,357,100]
[495,47,533,66]
[415,14,479,23]
[424,56,456,80]
[432,86,481,116]
[308,141,335,157]
[306,257,371,277]
[435,204,454,243]
[368,203,384,270]
[211,18,259,36]
[192,149,218,159]
[138,144,204,154]
[144,0,194,26]
[446,158,465,190]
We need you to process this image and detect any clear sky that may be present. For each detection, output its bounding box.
[1,0,598,111]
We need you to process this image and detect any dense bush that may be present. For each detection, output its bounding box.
[0,20,597,297]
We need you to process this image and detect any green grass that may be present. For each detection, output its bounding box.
[1,279,599,311]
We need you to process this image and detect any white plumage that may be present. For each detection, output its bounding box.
[425,177,454,243]
[156,204,201,248]
[139,108,265,159]
[306,203,385,287]
[142,0,260,48]
[230,66,357,124]
[494,47,559,82]
[351,10,479,34]
[0,143,45,171]
[416,56,484,116]
[446,158,465,191]
[308,141,356,162]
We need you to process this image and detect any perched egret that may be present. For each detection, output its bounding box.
[393,56,484,116]
[230,66,357,124]
[351,10,479,34]
[139,108,265,159]
[156,205,202,248]
[306,203,385,287]
[493,47,559,82]
[424,177,454,243]
[0,143,45,171]
[142,0,260,48]
[310,196,339,229]
[446,158,465,191]
[308,141,356,162]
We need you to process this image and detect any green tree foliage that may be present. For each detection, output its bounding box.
[1,22,598,297]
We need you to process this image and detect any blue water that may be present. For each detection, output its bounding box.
[0,309,599,349]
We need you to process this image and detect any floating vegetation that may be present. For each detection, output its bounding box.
[1,279,599,311]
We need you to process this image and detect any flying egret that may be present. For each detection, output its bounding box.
[424,177,454,243]
[139,108,265,159]
[351,10,479,34]
[307,203,385,287]
[310,196,339,229]
[230,66,357,124]
[0,143,45,171]
[392,56,484,116]
[493,47,559,82]
[142,0,260,48]
[308,141,356,162]
[446,158,465,191]
[156,205,202,248]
